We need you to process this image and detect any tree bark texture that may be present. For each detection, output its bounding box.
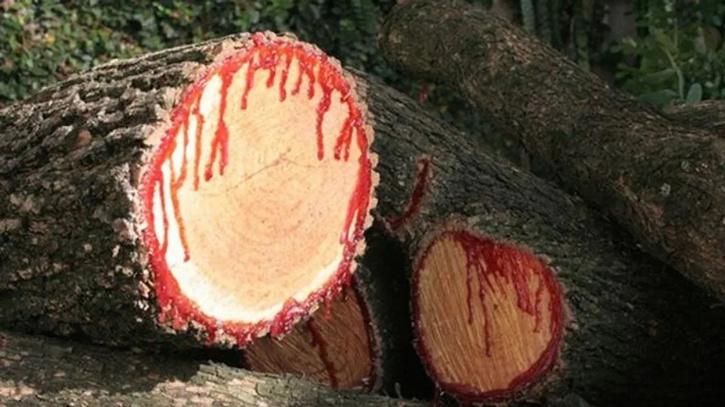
[0,330,424,407]
[665,101,725,134]
[0,38,237,347]
[379,0,725,300]
[354,72,725,405]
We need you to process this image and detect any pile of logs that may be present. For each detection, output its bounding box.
[1,1,723,405]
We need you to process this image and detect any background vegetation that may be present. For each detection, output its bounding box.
[2,0,724,111]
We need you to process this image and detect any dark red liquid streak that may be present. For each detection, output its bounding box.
[192,104,204,191]
[205,69,234,181]
[306,318,340,388]
[279,52,293,102]
[158,176,169,255]
[169,123,191,261]
[139,33,374,347]
[388,156,432,232]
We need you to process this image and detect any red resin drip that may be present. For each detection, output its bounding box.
[418,81,430,104]
[204,68,234,181]
[412,230,564,403]
[279,52,293,102]
[315,59,333,160]
[454,232,543,356]
[139,33,373,347]
[192,104,205,191]
[306,318,340,388]
[388,156,432,232]
[169,129,191,261]
[157,176,169,255]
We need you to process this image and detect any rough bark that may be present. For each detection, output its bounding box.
[379,0,725,300]
[665,101,725,134]
[0,330,424,407]
[0,33,377,348]
[354,72,725,405]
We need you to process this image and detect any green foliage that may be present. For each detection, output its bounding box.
[2,0,724,109]
[0,0,395,105]
[612,0,725,107]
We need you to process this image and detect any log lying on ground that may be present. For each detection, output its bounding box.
[380,0,725,300]
[244,227,431,398]
[665,101,725,133]
[0,32,376,348]
[0,330,424,407]
[355,73,725,405]
[244,280,380,391]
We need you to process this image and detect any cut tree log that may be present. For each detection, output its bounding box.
[243,279,380,391]
[0,330,424,407]
[665,101,725,133]
[354,74,725,405]
[379,0,725,300]
[0,32,376,348]
[243,224,432,398]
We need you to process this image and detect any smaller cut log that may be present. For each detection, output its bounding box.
[243,228,432,397]
[0,330,424,407]
[412,226,563,403]
[380,0,725,300]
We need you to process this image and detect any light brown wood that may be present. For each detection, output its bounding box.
[415,230,562,397]
[244,285,378,390]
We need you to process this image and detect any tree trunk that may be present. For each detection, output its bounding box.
[243,229,432,399]
[379,0,725,300]
[354,73,725,405]
[665,101,725,134]
[0,330,424,407]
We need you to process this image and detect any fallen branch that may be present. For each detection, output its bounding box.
[0,330,423,406]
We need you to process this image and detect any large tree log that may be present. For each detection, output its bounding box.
[379,0,725,300]
[0,330,423,407]
[357,74,725,405]
[0,32,378,348]
[243,229,432,398]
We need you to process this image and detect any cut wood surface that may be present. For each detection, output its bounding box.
[0,32,376,348]
[353,72,725,405]
[244,280,380,391]
[242,227,432,398]
[380,0,725,300]
[665,101,725,133]
[0,330,424,407]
